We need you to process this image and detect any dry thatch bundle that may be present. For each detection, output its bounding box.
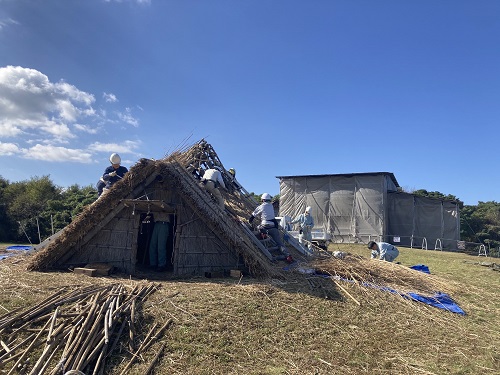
[309,253,459,295]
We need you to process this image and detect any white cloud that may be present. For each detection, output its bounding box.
[74,124,99,134]
[0,121,23,137]
[0,66,96,142]
[40,120,74,141]
[0,18,19,32]
[0,66,143,166]
[0,142,20,156]
[88,140,141,154]
[24,144,93,163]
[103,92,118,103]
[117,107,139,127]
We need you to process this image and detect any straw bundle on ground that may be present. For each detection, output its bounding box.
[309,253,460,295]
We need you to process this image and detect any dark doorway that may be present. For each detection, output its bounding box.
[136,212,175,272]
[136,212,155,266]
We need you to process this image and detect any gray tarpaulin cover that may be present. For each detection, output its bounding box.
[278,173,459,249]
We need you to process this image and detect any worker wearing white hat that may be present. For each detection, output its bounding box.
[101,153,128,195]
[291,206,314,251]
[249,193,293,263]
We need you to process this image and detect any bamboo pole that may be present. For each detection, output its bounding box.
[333,280,361,306]
[7,318,51,375]
[119,323,158,375]
[144,342,167,375]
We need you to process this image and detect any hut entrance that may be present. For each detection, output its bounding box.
[136,212,175,271]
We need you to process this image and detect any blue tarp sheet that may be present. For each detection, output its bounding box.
[361,281,466,315]
[6,245,32,251]
[407,291,466,315]
[410,264,430,274]
[286,263,466,315]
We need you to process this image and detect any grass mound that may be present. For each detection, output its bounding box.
[0,244,498,374]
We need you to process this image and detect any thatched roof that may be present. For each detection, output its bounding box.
[27,140,285,279]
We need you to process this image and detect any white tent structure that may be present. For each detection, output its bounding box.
[277,172,460,250]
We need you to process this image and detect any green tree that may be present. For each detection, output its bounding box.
[4,176,61,243]
[0,175,17,242]
[412,189,463,207]
[460,201,500,248]
[37,184,95,240]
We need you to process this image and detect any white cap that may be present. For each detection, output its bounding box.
[261,193,272,201]
[109,153,121,165]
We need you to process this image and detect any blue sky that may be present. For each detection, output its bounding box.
[0,0,499,206]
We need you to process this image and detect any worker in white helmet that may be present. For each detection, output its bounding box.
[249,193,293,263]
[101,153,128,195]
[291,206,314,251]
[199,166,226,209]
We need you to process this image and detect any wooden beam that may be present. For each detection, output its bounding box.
[74,268,97,277]
[121,199,175,213]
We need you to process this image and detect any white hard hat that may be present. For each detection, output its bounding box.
[261,193,272,201]
[109,153,121,165]
[305,206,312,213]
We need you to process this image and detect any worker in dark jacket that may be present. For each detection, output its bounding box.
[101,153,128,195]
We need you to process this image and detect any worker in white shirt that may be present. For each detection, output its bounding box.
[249,193,293,263]
[200,167,226,209]
[367,241,399,262]
[290,206,314,251]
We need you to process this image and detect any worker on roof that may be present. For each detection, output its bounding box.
[200,166,226,210]
[96,177,106,197]
[367,241,399,262]
[99,153,128,197]
[291,206,314,252]
[249,193,293,263]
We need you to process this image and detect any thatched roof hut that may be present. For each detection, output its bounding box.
[27,140,289,279]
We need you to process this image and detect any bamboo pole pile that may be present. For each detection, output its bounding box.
[0,282,167,374]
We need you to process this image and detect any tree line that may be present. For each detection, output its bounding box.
[1,176,499,249]
[412,189,500,249]
[0,175,95,244]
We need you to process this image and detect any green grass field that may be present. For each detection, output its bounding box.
[0,243,498,374]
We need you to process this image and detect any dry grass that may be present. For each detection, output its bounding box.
[1,244,499,374]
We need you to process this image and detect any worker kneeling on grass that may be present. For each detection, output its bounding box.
[368,241,399,262]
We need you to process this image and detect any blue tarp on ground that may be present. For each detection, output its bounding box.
[287,263,466,315]
[407,291,466,315]
[6,245,32,251]
[361,281,466,315]
[410,264,430,274]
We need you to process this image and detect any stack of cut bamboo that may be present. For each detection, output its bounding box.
[0,283,171,374]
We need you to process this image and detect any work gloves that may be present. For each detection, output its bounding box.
[109,171,117,177]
